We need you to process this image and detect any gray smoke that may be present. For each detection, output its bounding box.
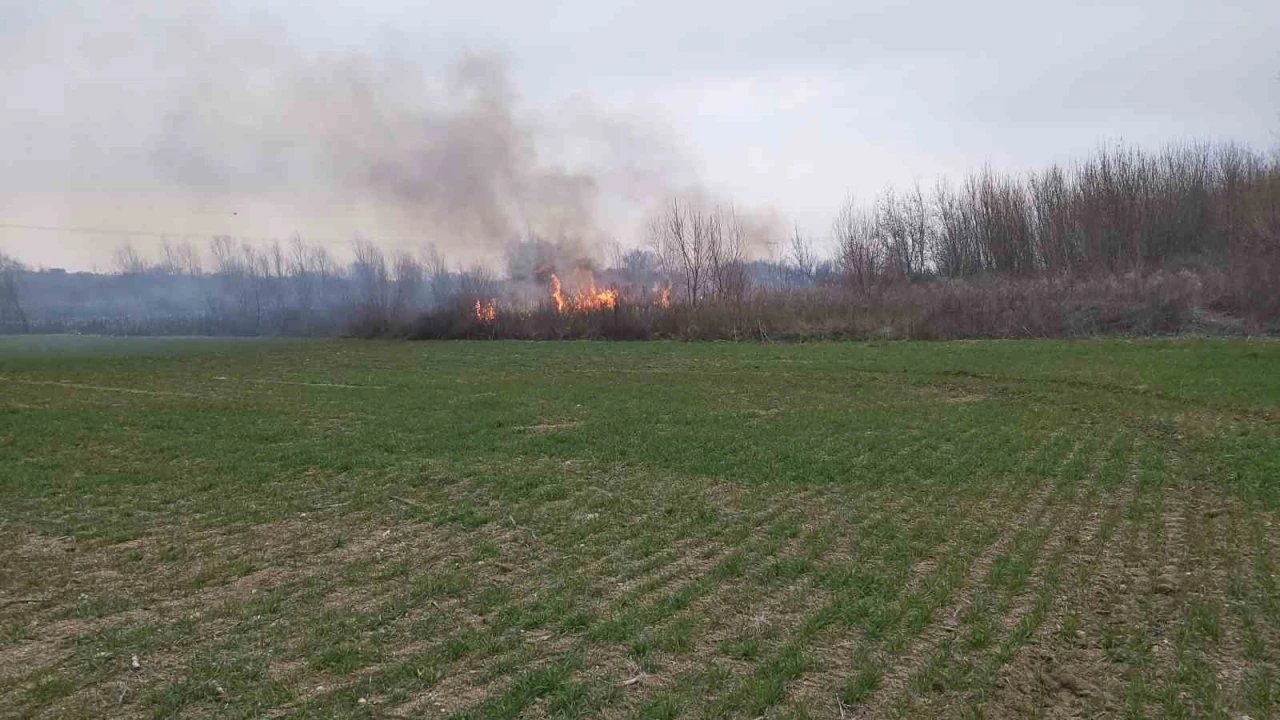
[0,1,693,269]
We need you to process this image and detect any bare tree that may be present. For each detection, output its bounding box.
[0,252,28,333]
[240,243,270,330]
[872,184,931,279]
[420,243,451,305]
[263,240,283,280]
[422,243,448,279]
[833,195,881,288]
[649,198,753,307]
[706,205,748,303]
[457,263,501,312]
[158,239,202,275]
[391,251,425,316]
[113,243,149,275]
[904,182,932,277]
[650,198,706,306]
[264,238,288,318]
[606,238,627,271]
[349,239,392,332]
[619,247,660,288]
[789,224,817,282]
[310,243,336,309]
[504,231,562,282]
[286,234,314,312]
[209,236,240,276]
[351,239,390,309]
[933,180,976,276]
[1027,166,1078,273]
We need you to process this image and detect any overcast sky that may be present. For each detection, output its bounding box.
[2,0,1277,270]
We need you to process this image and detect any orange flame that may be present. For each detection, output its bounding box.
[549,273,620,314]
[551,274,567,313]
[581,286,620,311]
[474,299,498,322]
[659,285,672,308]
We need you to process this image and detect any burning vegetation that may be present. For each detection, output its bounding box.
[473,299,498,323]
[471,270,649,325]
[549,273,620,314]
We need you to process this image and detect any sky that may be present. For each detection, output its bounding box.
[1,0,1277,270]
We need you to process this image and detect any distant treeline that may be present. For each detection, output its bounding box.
[1,141,1277,340]
[0,239,500,336]
[832,141,1278,281]
[0,237,827,337]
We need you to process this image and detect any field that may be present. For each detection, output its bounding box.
[1,337,1278,719]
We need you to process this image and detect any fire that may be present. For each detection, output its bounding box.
[551,274,567,313]
[541,270,673,315]
[474,299,498,322]
[548,273,619,314]
[581,286,620,311]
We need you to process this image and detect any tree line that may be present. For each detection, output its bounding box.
[1,140,1276,339]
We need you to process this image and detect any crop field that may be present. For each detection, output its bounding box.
[1,337,1278,719]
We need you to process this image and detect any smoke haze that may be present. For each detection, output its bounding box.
[0,2,696,270]
[8,1,1270,273]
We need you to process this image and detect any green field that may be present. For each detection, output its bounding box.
[2,337,1278,719]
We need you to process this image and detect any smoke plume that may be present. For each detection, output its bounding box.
[0,1,694,270]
